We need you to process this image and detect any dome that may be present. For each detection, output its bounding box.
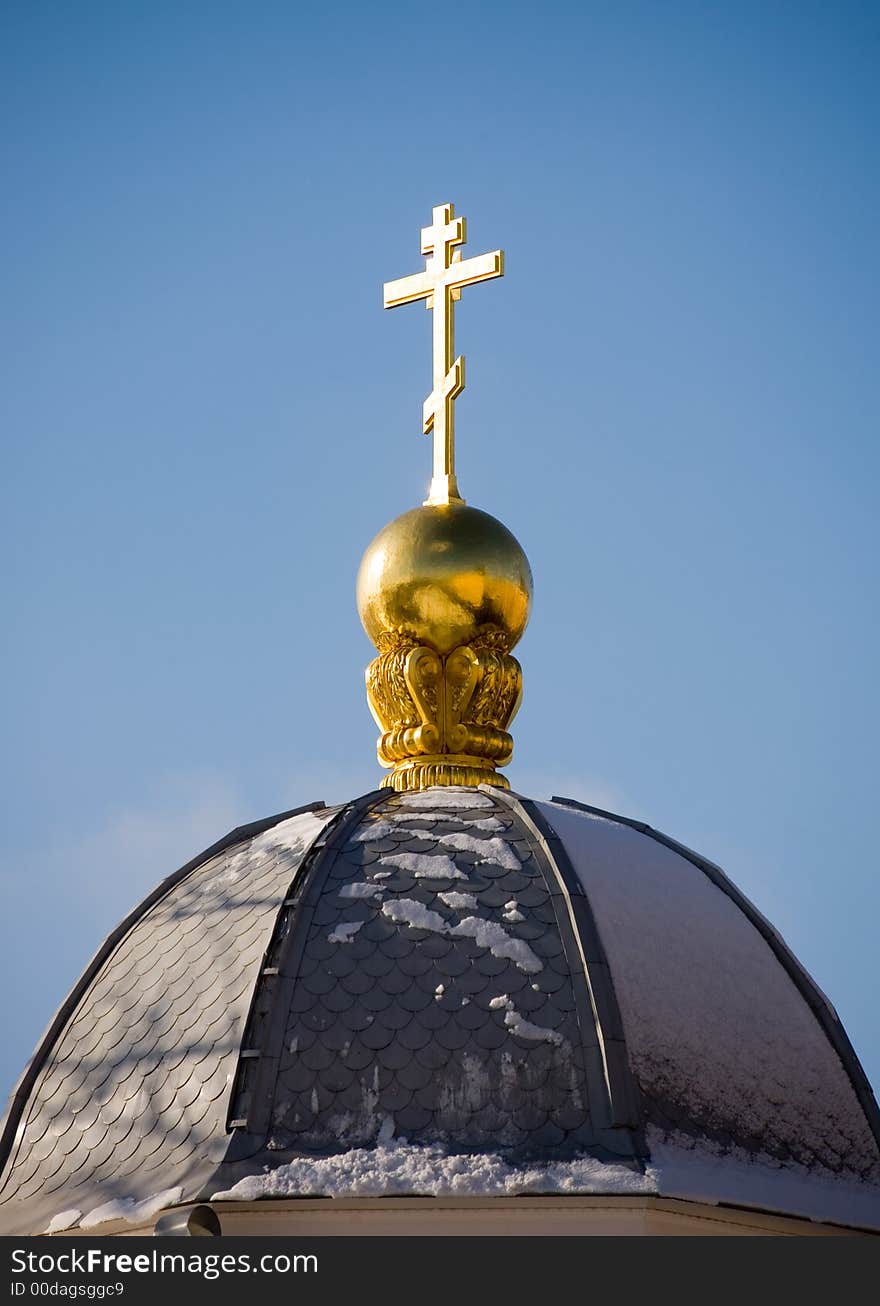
[1,786,878,1236]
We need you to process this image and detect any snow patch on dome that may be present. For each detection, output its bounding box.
[379,852,466,880]
[394,789,495,810]
[489,995,563,1045]
[400,831,521,870]
[439,890,479,912]
[78,1187,183,1230]
[251,809,333,857]
[328,921,364,944]
[211,1143,653,1201]
[350,821,397,842]
[382,898,449,934]
[339,882,383,899]
[452,917,542,975]
[354,822,520,874]
[377,896,543,976]
[44,1209,82,1234]
[392,813,509,833]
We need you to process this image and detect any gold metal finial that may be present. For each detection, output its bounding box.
[360,204,528,792]
[383,203,504,506]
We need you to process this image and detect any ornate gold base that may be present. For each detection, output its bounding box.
[381,756,510,793]
[365,627,523,794]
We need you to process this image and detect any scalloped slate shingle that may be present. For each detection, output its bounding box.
[264,789,629,1160]
[0,806,336,1235]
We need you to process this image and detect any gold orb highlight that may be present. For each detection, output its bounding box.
[356,503,532,657]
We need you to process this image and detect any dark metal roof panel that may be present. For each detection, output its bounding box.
[541,797,880,1186]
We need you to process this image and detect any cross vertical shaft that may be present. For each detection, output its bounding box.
[383,203,503,506]
[429,237,461,504]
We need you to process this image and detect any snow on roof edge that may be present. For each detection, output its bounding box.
[649,1131,880,1232]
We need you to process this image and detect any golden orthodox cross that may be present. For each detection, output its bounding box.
[383,203,504,506]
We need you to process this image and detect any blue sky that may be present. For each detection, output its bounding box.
[2,1,878,1105]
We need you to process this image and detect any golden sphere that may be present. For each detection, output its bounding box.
[357,503,532,657]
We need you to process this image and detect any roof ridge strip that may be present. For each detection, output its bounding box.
[0,800,329,1184]
[549,794,880,1160]
[486,786,646,1152]
[217,788,390,1168]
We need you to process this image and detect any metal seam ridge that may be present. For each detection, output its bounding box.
[487,787,647,1152]
[218,790,390,1168]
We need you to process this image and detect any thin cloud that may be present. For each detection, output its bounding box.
[0,772,245,1103]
